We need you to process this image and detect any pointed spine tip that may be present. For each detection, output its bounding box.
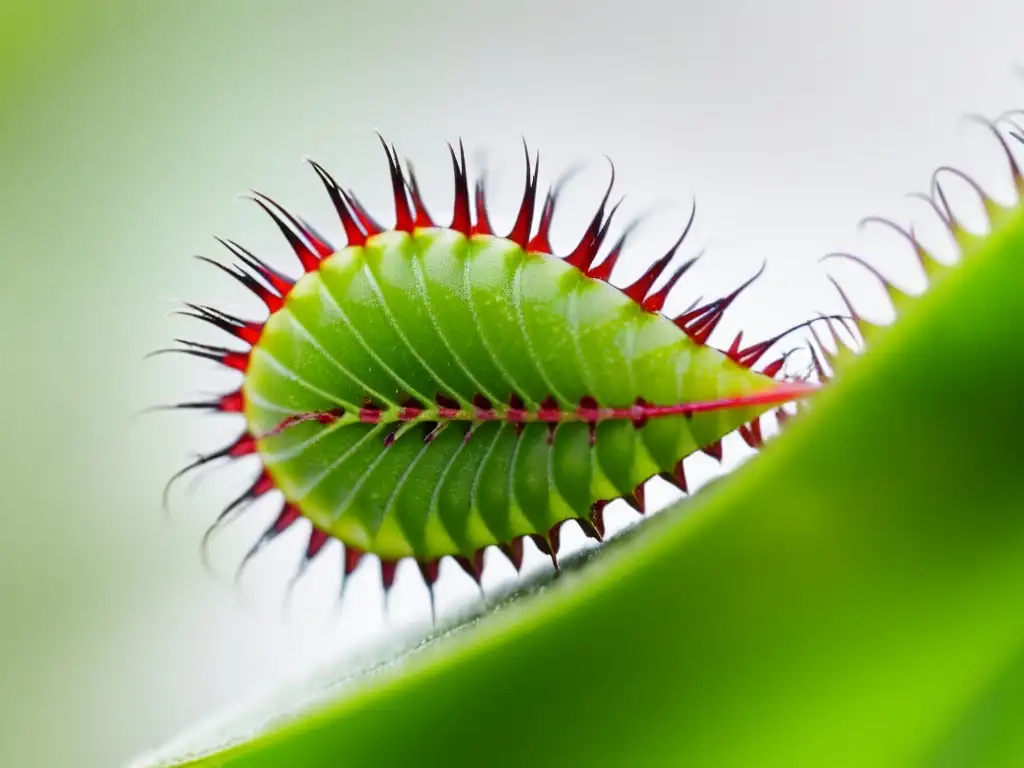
[305,527,330,561]
[343,188,384,237]
[565,163,616,270]
[236,503,302,583]
[164,338,251,372]
[625,482,646,515]
[500,538,525,572]
[405,161,436,229]
[177,303,263,346]
[449,141,472,235]
[507,143,539,247]
[197,251,286,314]
[454,550,486,584]
[701,439,723,462]
[526,184,557,253]
[306,158,368,247]
[659,460,688,494]
[343,546,364,577]
[376,134,415,233]
[380,559,399,591]
[625,201,697,308]
[675,262,766,344]
[246,192,326,272]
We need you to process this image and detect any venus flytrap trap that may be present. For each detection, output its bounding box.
[137,112,1024,768]
[158,137,832,611]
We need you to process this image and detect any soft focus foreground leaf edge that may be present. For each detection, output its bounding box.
[143,197,1024,768]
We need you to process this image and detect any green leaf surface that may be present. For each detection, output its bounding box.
[134,182,1024,768]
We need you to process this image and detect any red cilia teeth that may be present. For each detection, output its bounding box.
[159,136,837,618]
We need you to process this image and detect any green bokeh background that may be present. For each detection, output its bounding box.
[2,2,1023,766]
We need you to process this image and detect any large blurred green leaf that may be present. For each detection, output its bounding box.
[134,171,1024,768]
